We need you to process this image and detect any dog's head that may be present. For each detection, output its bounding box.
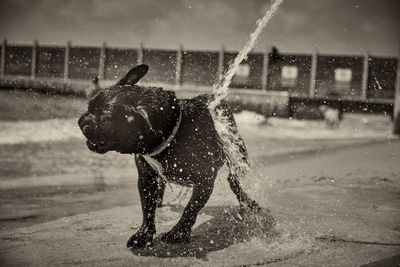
[78,64,180,155]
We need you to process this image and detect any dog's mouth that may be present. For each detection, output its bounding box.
[86,139,119,154]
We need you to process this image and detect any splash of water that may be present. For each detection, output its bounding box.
[209,0,284,110]
[208,0,283,180]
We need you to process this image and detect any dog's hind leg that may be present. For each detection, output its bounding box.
[161,174,216,244]
[226,141,276,230]
[227,163,259,211]
[219,119,257,210]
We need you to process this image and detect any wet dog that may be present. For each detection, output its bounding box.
[78,64,264,248]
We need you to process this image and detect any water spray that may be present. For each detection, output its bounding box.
[208,0,283,180]
[209,0,284,110]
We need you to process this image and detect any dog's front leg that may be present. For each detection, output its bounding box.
[127,155,159,248]
[156,179,166,207]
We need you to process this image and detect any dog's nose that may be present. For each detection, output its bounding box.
[82,125,90,135]
[78,115,87,129]
[78,112,94,130]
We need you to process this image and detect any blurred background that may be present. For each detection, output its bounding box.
[0,0,398,54]
[0,0,398,117]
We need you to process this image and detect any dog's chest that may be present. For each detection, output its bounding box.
[143,138,223,186]
[152,151,216,186]
[140,96,225,185]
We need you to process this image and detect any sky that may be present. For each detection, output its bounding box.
[0,0,398,56]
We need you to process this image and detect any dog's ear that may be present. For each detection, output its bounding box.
[116,64,149,86]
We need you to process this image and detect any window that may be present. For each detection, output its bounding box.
[334,68,352,91]
[235,63,250,77]
[281,65,298,86]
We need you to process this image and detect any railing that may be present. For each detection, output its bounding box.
[0,39,398,102]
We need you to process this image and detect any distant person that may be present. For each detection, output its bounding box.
[86,76,101,98]
[326,91,344,121]
[319,105,340,129]
[269,46,281,63]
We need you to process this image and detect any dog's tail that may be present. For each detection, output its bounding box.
[212,101,258,210]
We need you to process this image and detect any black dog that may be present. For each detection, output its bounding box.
[78,64,265,248]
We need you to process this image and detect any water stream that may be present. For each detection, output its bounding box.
[208,0,284,180]
[209,0,284,110]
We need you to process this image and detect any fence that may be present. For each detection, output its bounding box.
[0,39,398,103]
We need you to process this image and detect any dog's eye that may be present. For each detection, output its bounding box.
[125,115,135,123]
[98,116,111,127]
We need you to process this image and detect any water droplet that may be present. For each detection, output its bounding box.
[126,116,134,122]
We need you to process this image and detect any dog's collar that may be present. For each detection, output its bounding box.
[144,108,182,157]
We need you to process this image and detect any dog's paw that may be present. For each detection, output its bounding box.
[127,231,154,248]
[161,226,191,244]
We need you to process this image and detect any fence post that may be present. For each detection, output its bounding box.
[98,42,106,80]
[64,41,71,82]
[361,52,369,100]
[309,48,318,97]
[0,39,7,78]
[176,44,183,86]
[218,46,225,81]
[31,40,38,79]
[262,46,270,90]
[393,53,400,134]
[137,43,144,65]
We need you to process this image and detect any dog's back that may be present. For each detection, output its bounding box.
[177,93,254,208]
[198,94,256,209]
[188,94,250,174]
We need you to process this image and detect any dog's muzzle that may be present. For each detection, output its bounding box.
[78,114,114,153]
